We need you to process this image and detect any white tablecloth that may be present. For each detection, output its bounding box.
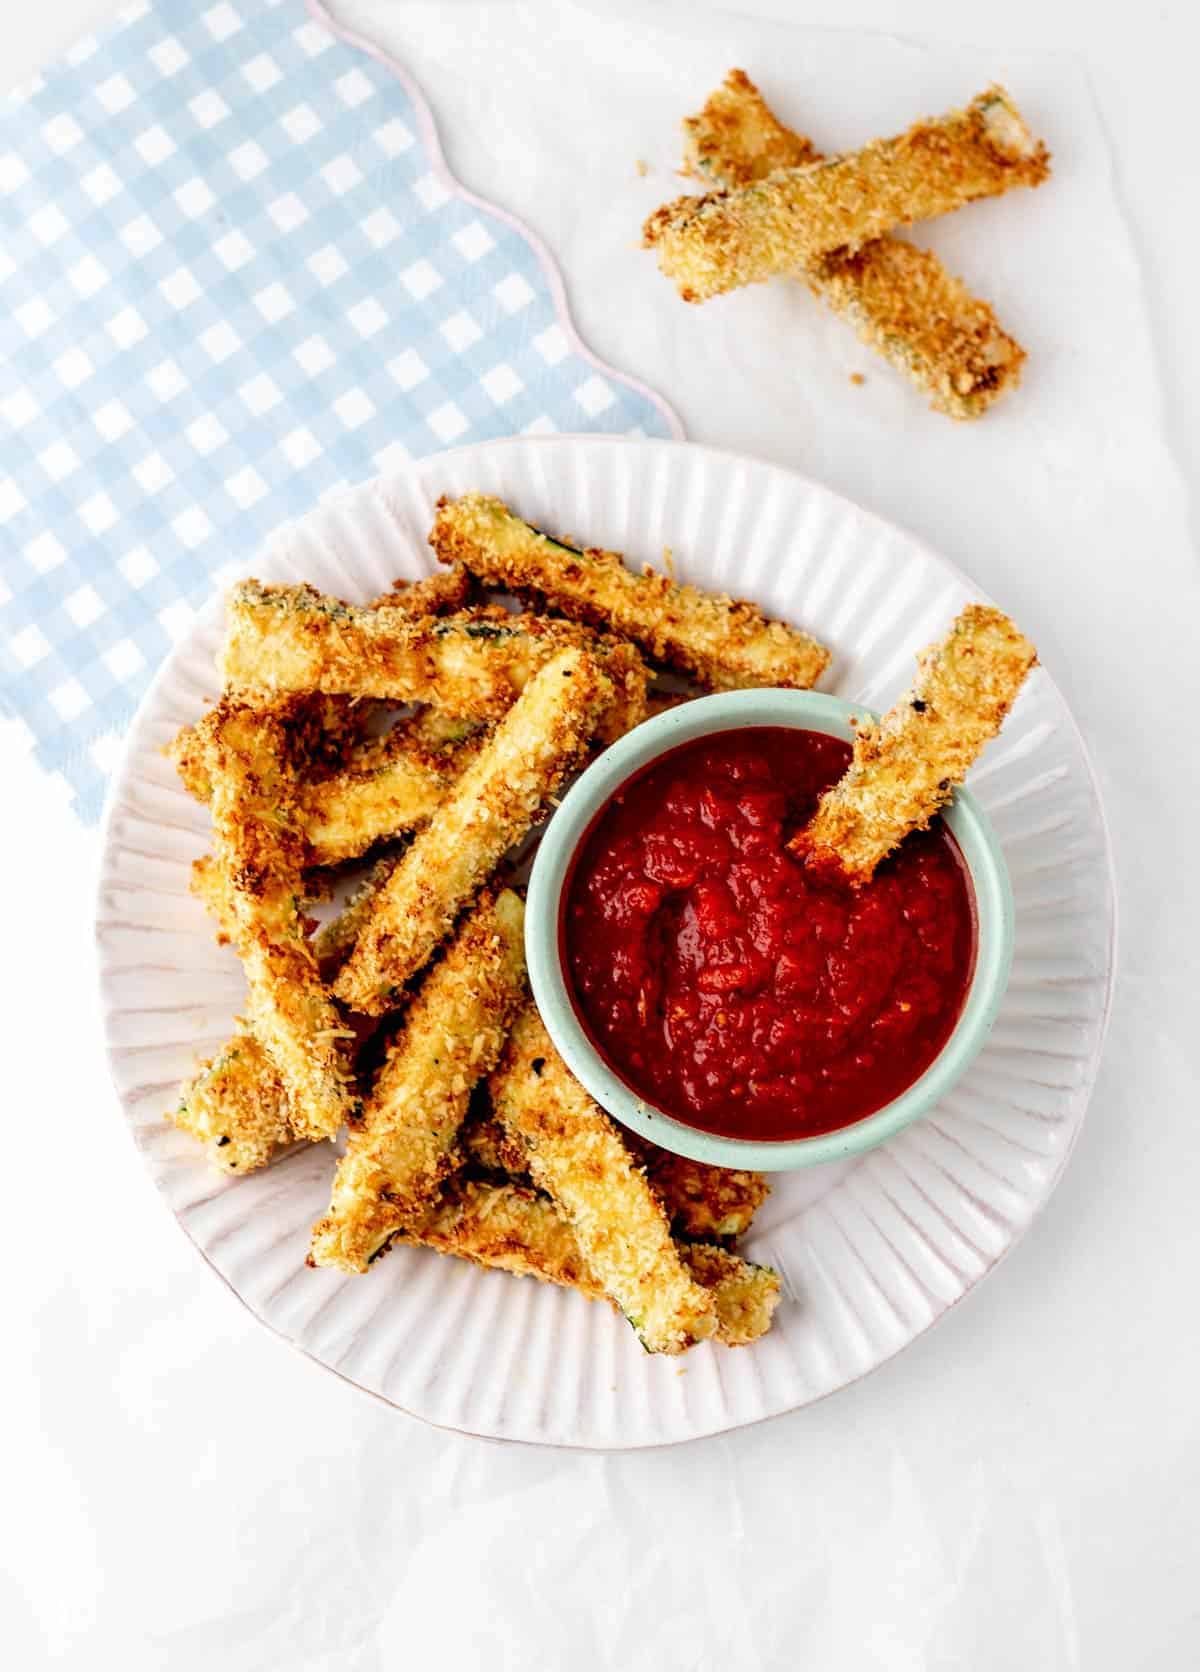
[5,2,1199,1667]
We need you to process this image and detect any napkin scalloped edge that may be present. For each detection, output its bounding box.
[306,0,684,442]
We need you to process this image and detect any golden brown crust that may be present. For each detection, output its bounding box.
[645,85,1050,303]
[367,564,472,614]
[792,603,1037,883]
[682,66,819,185]
[684,70,1026,418]
[332,648,614,1015]
[489,1005,717,1354]
[625,1135,769,1240]
[170,1031,293,1174]
[197,696,359,1141]
[296,725,481,866]
[309,889,527,1272]
[430,494,829,692]
[395,1175,780,1346]
[219,582,646,730]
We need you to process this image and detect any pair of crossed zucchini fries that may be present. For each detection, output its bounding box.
[644,72,1051,418]
[170,492,1035,1353]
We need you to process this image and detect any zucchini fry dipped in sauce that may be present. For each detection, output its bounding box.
[791,604,1037,885]
[430,494,829,691]
[333,648,614,1016]
[396,1176,779,1347]
[644,85,1050,303]
[489,1005,718,1354]
[309,888,527,1273]
[684,71,1027,419]
[172,860,398,1173]
[200,696,360,1140]
[219,581,647,735]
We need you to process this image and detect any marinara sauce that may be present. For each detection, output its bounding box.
[564,727,976,1142]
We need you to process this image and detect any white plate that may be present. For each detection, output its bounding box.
[95,436,1115,1449]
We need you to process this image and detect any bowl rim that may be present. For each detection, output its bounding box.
[526,688,1016,1171]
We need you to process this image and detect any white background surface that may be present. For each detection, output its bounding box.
[4,1,1199,1667]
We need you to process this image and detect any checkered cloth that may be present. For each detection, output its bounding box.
[0,0,676,821]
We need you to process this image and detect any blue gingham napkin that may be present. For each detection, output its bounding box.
[0,0,677,821]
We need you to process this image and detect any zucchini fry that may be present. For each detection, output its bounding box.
[791,603,1036,884]
[309,889,527,1272]
[626,1136,769,1240]
[170,1031,291,1174]
[685,71,1026,419]
[201,696,359,1140]
[219,582,646,733]
[170,573,468,800]
[430,494,829,692]
[462,1115,768,1241]
[367,563,472,615]
[395,1176,780,1347]
[171,860,398,1173]
[489,1005,718,1354]
[333,648,613,1015]
[169,693,376,804]
[297,727,482,866]
[644,85,1050,303]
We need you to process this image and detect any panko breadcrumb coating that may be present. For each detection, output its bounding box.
[333,648,614,1016]
[199,696,360,1140]
[309,889,527,1273]
[168,693,377,804]
[296,725,482,866]
[489,1005,717,1355]
[219,581,647,734]
[464,1113,767,1241]
[172,860,400,1173]
[644,85,1050,303]
[171,1031,292,1174]
[625,1134,769,1240]
[396,1175,780,1346]
[792,603,1037,883]
[430,493,829,691]
[684,70,1028,418]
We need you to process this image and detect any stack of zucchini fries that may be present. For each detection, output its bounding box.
[644,73,1051,418]
[170,492,1034,1354]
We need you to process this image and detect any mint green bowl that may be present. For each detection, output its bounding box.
[526,689,1015,1172]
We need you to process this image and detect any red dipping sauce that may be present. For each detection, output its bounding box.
[564,727,976,1142]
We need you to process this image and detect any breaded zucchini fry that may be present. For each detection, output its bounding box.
[464,1112,768,1241]
[644,85,1050,303]
[685,71,1027,419]
[171,861,398,1173]
[171,1030,291,1174]
[201,696,359,1140]
[489,1005,717,1354]
[297,727,482,866]
[219,582,646,730]
[791,604,1037,884]
[395,1176,780,1346]
[626,1136,769,1240]
[169,693,376,804]
[309,889,527,1272]
[333,648,613,1015]
[368,564,472,614]
[430,494,829,691]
